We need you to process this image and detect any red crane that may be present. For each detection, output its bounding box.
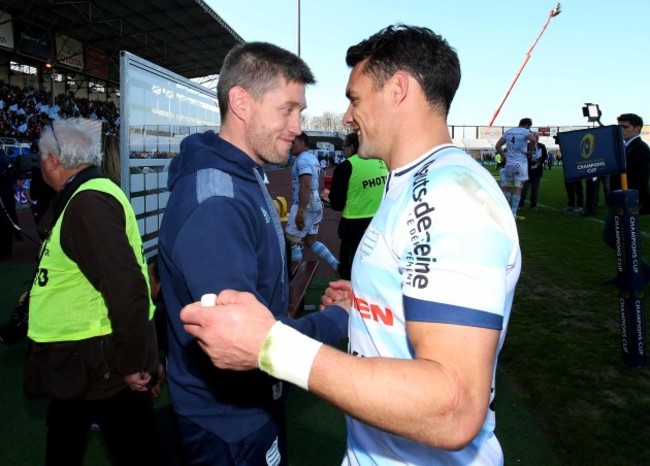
[487,3,562,127]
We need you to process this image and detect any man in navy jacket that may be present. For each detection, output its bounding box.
[158,42,348,465]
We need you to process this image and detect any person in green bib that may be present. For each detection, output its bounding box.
[329,132,387,279]
[26,118,164,465]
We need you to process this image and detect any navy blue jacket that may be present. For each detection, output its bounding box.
[158,131,347,442]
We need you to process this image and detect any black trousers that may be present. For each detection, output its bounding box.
[45,388,166,466]
[176,409,288,466]
[519,174,542,208]
[565,180,584,208]
[585,176,610,214]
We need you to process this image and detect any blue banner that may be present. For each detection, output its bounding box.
[14,20,52,60]
[558,125,625,182]
[611,190,647,367]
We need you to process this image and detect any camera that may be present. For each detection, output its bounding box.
[14,154,41,176]
[0,295,29,345]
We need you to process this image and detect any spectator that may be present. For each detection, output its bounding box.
[563,180,584,213]
[23,118,164,465]
[583,175,610,217]
[329,131,387,279]
[494,151,504,170]
[519,132,548,211]
[0,83,120,141]
[101,134,121,185]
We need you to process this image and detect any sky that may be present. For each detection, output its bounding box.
[207,0,650,128]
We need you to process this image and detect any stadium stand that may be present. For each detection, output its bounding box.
[2,0,243,85]
[0,83,119,142]
[0,0,244,158]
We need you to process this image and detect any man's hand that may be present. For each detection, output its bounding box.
[149,363,166,399]
[124,371,152,392]
[181,290,277,371]
[296,207,306,230]
[320,279,352,311]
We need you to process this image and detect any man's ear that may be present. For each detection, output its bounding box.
[228,86,251,121]
[390,71,410,106]
[44,152,56,171]
[44,152,59,172]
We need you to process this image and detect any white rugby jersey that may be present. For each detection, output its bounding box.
[503,127,532,165]
[291,150,321,206]
[343,145,521,466]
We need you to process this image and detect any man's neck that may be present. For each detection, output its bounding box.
[54,165,91,192]
[219,123,264,166]
[388,126,452,171]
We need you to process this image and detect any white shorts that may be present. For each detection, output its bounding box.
[285,202,323,241]
[500,162,528,188]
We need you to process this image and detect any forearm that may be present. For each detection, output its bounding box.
[307,346,487,449]
[279,305,348,344]
[494,139,505,156]
[107,281,153,375]
[283,309,497,449]
[298,179,311,210]
[182,290,494,450]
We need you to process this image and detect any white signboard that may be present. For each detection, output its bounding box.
[0,13,14,50]
[120,51,220,257]
[56,34,84,69]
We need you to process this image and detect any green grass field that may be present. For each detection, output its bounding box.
[1,165,649,464]
[486,165,650,465]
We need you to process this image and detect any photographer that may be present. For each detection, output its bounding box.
[23,166,56,233]
[22,118,164,465]
[0,154,56,345]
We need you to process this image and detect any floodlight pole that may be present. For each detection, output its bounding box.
[487,3,561,127]
[297,0,301,57]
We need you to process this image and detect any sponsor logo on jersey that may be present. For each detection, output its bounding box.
[405,159,437,289]
[350,289,394,326]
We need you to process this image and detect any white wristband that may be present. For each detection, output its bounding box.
[258,321,322,391]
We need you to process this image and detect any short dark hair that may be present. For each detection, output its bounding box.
[617,113,644,128]
[519,118,533,127]
[217,42,316,118]
[294,132,309,147]
[344,132,359,153]
[345,24,460,116]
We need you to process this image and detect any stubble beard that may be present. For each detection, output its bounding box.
[257,148,288,166]
[248,119,288,166]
